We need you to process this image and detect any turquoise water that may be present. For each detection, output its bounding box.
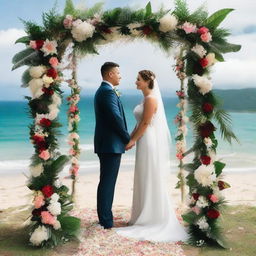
[0,95,256,172]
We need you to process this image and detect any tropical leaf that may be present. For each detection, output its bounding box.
[12,49,41,70]
[51,155,70,174]
[145,2,152,18]
[59,215,80,236]
[15,36,30,44]
[214,108,239,144]
[214,161,226,177]
[182,211,199,224]
[209,41,241,53]
[21,68,31,87]
[205,9,234,30]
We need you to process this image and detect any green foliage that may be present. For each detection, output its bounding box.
[206,9,234,30]
[214,161,226,177]
[187,3,208,25]
[21,69,31,88]
[145,2,152,18]
[213,108,239,144]
[209,41,241,54]
[15,36,30,44]
[21,20,45,39]
[173,0,190,22]
[12,48,41,70]
[59,216,81,236]
[77,2,104,20]
[64,0,76,16]
[51,155,70,175]
[182,211,200,224]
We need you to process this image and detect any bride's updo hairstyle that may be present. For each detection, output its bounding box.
[139,70,156,89]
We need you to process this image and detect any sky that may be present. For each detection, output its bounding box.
[0,0,255,100]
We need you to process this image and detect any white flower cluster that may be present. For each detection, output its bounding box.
[71,19,95,42]
[47,193,61,216]
[196,196,209,208]
[159,13,178,33]
[30,163,44,177]
[192,74,212,95]
[191,44,206,58]
[30,225,49,246]
[196,216,209,231]
[194,164,216,186]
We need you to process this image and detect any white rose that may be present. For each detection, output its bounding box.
[191,44,207,58]
[196,216,209,231]
[71,20,95,42]
[52,93,62,106]
[29,66,46,78]
[196,195,209,208]
[204,137,213,148]
[50,193,60,202]
[48,104,59,120]
[30,163,44,177]
[48,201,61,216]
[159,13,178,33]
[28,78,44,98]
[192,74,212,95]
[30,225,49,246]
[205,53,216,67]
[194,164,216,186]
[42,75,54,85]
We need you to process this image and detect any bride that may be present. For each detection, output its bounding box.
[115,70,188,242]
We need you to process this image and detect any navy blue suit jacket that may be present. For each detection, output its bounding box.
[94,82,130,154]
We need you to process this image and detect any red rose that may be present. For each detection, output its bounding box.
[202,103,214,113]
[200,155,211,165]
[199,58,209,68]
[40,118,52,127]
[192,193,200,200]
[32,205,47,216]
[199,121,216,138]
[37,140,47,151]
[207,209,220,219]
[35,40,44,50]
[41,185,54,198]
[42,87,54,96]
[32,135,45,144]
[47,68,58,79]
[197,27,209,35]
[142,26,153,35]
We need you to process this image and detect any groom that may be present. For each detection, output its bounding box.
[94,62,131,229]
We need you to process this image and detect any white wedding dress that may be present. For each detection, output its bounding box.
[115,80,188,242]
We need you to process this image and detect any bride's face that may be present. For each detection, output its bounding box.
[136,74,149,90]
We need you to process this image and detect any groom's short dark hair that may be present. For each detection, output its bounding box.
[101,62,119,77]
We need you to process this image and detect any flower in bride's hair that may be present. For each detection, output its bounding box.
[159,13,178,33]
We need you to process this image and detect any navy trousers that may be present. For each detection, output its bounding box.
[97,153,122,228]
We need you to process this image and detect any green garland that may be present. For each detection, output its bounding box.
[12,0,240,248]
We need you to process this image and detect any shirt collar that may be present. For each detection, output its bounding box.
[103,80,114,89]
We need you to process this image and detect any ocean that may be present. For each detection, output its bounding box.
[0,94,256,174]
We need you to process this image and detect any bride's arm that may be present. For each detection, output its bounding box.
[126,97,157,149]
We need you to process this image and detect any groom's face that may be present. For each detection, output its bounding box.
[109,67,121,86]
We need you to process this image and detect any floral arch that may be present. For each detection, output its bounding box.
[12,0,241,249]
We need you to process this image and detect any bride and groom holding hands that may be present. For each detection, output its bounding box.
[94,62,187,242]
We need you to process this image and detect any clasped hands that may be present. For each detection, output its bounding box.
[125,139,136,151]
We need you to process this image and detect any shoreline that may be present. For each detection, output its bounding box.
[0,169,256,211]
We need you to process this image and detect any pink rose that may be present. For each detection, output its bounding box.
[69,105,78,113]
[68,140,75,146]
[176,152,184,160]
[197,26,209,35]
[208,194,219,203]
[69,148,76,156]
[39,150,50,161]
[200,32,212,43]
[182,22,197,34]
[63,15,73,29]
[49,57,59,68]
[191,206,201,215]
[69,164,79,176]
[34,195,45,209]
[41,211,56,225]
